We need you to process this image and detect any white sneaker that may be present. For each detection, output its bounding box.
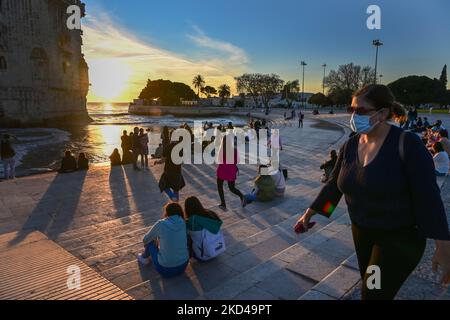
[137,254,150,265]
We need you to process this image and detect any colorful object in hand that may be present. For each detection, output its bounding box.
[323,201,335,216]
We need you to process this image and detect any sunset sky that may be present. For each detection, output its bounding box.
[82,0,450,103]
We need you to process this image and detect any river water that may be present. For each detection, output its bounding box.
[0,103,248,177]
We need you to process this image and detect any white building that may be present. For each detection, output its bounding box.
[0,0,90,126]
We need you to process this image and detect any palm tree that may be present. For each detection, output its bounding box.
[218,84,231,106]
[193,75,205,98]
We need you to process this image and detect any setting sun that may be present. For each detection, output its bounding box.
[88,58,132,101]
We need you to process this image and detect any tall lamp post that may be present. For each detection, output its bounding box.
[372,39,383,84]
[321,63,327,95]
[378,74,383,84]
[301,61,307,109]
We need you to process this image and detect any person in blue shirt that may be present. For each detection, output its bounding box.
[138,203,189,278]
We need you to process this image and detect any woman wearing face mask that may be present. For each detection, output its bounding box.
[294,84,450,300]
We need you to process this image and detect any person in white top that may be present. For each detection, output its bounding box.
[270,168,286,197]
[438,129,450,156]
[432,142,449,176]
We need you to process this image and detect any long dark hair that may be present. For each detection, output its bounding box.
[354,84,406,121]
[184,196,220,221]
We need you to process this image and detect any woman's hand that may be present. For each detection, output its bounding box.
[433,240,450,284]
[294,208,317,233]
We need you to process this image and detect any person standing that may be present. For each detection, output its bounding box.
[295,84,450,300]
[131,127,141,171]
[121,131,132,164]
[216,135,245,210]
[1,134,17,180]
[139,128,149,170]
[298,111,304,128]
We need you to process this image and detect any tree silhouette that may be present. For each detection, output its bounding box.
[440,65,448,88]
[193,75,205,98]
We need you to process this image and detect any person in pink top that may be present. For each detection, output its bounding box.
[216,135,245,211]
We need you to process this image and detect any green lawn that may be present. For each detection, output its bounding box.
[417,109,450,114]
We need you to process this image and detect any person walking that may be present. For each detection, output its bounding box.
[294,84,450,300]
[216,135,245,211]
[1,134,17,180]
[158,141,186,202]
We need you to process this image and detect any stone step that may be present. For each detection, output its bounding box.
[92,207,344,298]
[193,211,353,300]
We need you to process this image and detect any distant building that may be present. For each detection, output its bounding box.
[0,0,90,126]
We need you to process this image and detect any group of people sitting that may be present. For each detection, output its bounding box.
[421,123,450,176]
[59,151,89,173]
[138,196,225,278]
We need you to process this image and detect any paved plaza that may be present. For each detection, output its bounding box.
[1,111,449,300]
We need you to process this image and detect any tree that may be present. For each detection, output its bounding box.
[440,65,448,89]
[388,75,447,106]
[325,63,375,94]
[282,80,300,107]
[139,79,197,106]
[235,73,284,110]
[328,88,354,106]
[235,73,261,107]
[192,75,205,98]
[201,86,217,98]
[308,92,332,107]
[218,84,231,106]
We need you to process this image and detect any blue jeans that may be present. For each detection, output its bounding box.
[244,193,257,204]
[164,188,179,201]
[435,170,447,177]
[142,242,188,278]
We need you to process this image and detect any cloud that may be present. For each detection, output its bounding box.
[187,25,249,65]
[82,14,248,101]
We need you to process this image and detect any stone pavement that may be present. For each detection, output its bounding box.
[0,110,449,300]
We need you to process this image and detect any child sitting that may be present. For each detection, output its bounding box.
[109,148,122,166]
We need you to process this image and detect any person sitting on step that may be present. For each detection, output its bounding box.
[138,203,189,278]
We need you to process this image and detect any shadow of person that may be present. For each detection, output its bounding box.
[8,170,88,247]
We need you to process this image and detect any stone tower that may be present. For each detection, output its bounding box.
[0,0,90,127]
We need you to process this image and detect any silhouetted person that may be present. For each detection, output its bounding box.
[1,134,17,180]
[110,148,122,166]
[132,127,141,171]
[77,153,89,171]
[139,128,149,169]
[121,130,133,164]
[161,126,171,154]
[59,150,77,173]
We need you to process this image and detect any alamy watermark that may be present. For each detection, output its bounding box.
[159,121,281,176]
[367,5,382,30]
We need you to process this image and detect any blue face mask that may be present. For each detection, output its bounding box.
[350,112,380,134]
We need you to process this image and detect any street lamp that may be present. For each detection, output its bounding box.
[379,74,383,84]
[372,39,383,84]
[301,61,307,109]
[321,63,327,95]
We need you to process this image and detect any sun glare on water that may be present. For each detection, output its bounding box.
[89,58,132,101]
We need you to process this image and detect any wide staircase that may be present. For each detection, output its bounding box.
[45,116,360,300]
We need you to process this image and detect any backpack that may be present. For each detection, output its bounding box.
[189,228,226,261]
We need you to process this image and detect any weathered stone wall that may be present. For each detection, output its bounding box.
[0,0,90,127]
